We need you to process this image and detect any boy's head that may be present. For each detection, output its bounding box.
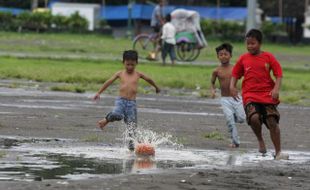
[215,43,233,65]
[245,29,262,55]
[165,14,171,22]
[123,50,138,63]
[123,50,138,73]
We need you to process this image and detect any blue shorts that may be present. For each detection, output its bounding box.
[105,97,137,126]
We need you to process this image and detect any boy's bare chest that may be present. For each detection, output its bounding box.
[217,67,232,80]
[120,73,139,84]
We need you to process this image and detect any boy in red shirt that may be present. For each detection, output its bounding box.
[230,29,289,160]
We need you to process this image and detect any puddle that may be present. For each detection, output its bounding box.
[0,136,310,182]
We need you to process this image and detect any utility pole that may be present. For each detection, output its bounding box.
[31,0,39,11]
[246,0,257,32]
[279,0,283,23]
[216,0,220,21]
[127,0,135,39]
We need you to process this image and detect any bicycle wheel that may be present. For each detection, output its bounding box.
[176,42,201,62]
[188,46,200,62]
[133,34,156,60]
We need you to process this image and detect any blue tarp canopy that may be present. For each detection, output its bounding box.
[0,3,247,21]
[102,4,247,21]
[0,7,26,15]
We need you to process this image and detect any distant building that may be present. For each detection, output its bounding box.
[304,6,310,38]
[51,2,101,31]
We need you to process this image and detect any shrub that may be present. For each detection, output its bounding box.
[67,12,88,33]
[200,19,244,40]
[0,10,88,33]
[17,11,52,32]
[51,14,68,31]
[261,21,287,37]
[0,12,17,31]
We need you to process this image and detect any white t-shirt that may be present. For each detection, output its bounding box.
[161,22,176,45]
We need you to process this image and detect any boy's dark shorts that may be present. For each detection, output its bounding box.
[245,102,280,128]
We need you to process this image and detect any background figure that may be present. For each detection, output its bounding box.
[150,0,165,60]
[161,14,176,65]
[211,43,245,148]
[150,0,165,34]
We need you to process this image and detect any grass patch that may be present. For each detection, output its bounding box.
[204,131,224,140]
[0,31,310,70]
[50,85,86,93]
[0,150,6,158]
[0,56,309,105]
[81,134,104,142]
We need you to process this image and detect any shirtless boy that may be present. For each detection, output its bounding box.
[211,43,245,148]
[93,50,160,150]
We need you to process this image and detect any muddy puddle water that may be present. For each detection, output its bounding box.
[0,136,310,182]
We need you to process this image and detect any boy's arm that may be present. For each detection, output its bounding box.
[210,70,218,99]
[271,77,282,100]
[93,71,120,101]
[269,54,283,100]
[139,72,160,93]
[230,77,239,100]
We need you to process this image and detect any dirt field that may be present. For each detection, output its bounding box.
[0,81,309,190]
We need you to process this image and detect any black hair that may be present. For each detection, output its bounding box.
[123,50,138,62]
[245,29,263,43]
[165,13,171,22]
[215,43,233,55]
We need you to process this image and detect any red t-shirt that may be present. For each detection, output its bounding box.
[232,52,283,105]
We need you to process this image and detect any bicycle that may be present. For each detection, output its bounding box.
[132,32,201,62]
[132,32,160,60]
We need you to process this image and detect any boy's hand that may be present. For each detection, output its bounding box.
[270,89,279,99]
[230,87,239,101]
[93,93,100,101]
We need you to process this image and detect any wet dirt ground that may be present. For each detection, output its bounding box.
[0,82,309,190]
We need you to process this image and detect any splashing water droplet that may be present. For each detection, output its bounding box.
[122,124,183,151]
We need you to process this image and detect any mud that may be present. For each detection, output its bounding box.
[0,83,309,190]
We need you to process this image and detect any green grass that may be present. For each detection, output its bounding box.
[0,56,308,105]
[0,32,131,56]
[0,150,6,158]
[0,31,309,105]
[0,31,310,69]
[204,131,225,140]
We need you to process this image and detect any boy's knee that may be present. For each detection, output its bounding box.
[249,113,261,125]
[265,116,278,129]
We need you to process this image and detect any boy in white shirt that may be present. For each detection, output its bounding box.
[161,13,176,65]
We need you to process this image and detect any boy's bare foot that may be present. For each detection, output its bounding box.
[274,152,289,160]
[258,140,267,154]
[97,119,108,130]
[229,144,239,148]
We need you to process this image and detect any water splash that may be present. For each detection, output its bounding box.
[122,124,183,150]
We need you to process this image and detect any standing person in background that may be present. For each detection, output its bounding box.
[150,0,165,60]
[161,13,176,65]
[230,29,289,160]
[151,0,165,35]
[211,43,245,148]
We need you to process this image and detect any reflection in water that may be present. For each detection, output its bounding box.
[132,156,156,171]
[0,151,197,182]
[1,137,310,182]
